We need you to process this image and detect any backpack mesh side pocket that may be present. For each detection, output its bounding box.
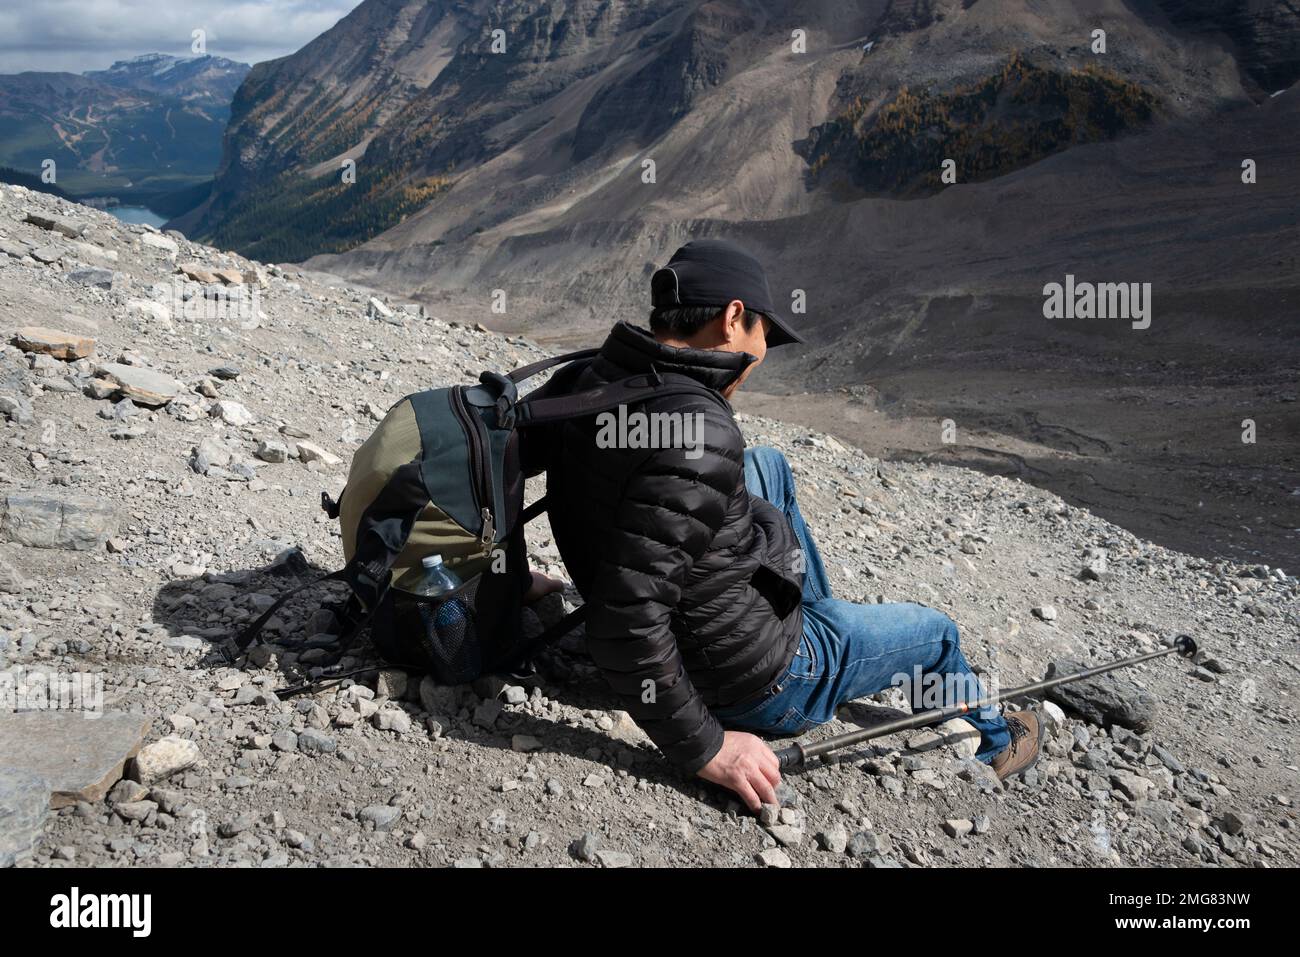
[377,576,483,684]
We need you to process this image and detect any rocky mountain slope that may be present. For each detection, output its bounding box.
[1,186,1296,868]
[83,55,251,108]
[190,0,1274,264]
[0,55,251,197]
[1155,0,1300,93]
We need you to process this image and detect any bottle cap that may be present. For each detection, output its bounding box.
[421,554,443,569]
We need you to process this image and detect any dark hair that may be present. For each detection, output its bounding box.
[650,305,764,339]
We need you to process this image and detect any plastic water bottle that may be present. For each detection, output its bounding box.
[433,594,468,634]
[410,554,462,598]
[410,554,472,678]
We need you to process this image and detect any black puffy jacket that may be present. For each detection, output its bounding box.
[538,322,804,773]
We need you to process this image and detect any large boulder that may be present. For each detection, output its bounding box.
[11,326,95,360]
[0,712,150,808]
[95,362,183,407]
[1,492,118,550]
[23,211,82,239]
[1045,658,1158,732]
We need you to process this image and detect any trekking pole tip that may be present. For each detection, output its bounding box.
[1172,634,1198,658]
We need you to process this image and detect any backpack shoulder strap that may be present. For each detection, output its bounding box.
[507,348,600,384]
[513,371,726,427]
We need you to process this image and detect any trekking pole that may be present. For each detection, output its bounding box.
[772,634,1199,770]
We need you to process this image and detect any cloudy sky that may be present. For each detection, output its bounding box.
[0,0,366,74]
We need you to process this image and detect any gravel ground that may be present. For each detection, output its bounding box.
[0,184,1296,868]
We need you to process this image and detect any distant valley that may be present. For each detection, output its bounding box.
[0,53,250,212]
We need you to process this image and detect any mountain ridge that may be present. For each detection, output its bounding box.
[0,54,251,196]
[192,0,1283,270]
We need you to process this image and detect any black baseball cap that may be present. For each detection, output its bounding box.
[650,239,804,346]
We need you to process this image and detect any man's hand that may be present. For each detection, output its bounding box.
[523,570,566,603]
[697,730,781,812]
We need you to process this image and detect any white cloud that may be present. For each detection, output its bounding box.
[0,0,365,73]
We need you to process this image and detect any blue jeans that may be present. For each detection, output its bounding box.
[711,447,1011,763]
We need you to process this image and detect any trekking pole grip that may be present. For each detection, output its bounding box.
[773,744,805,770]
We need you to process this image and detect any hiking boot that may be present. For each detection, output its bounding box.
[990,710,1044,781]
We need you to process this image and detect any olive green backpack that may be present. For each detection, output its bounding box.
[235,349,724,689]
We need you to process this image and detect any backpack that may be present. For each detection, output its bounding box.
[233,348,727,693]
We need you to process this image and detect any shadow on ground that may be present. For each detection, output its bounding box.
[147,549,730,804]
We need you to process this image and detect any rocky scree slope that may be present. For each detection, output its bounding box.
[0,187,1297,868]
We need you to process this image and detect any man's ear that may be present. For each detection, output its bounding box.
[720,300,746,343]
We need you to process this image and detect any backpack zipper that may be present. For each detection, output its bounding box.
[450,387,495,543]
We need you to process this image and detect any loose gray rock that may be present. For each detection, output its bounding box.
[756,847,792,868]
[1080,549,1109,581]
[113,800,158,823]
[211,400,254,426]
[256,440,289,463]
[140,232,179,254]
[1,492,118,550]
[0,767,51,867]
[107,780,149,805]
[11,326,95,360]
[24,211,82,238]
[1217,810,1249,836]
[816,826,849,853]
[766,824,804,847]
[571,831,599,862]
[361,805,402,831]
[419,677,459,716]
[0,712,149,807]
[96,362,183,407]
[1045,658,1158,732]
[132,737,201,786]
[934,718,980,758]
[943,818,974,838]
[1110,769,1155,802]
[298,729,337,754]
[1041,701,1067,729]
[30,243,64,264]
[0,394,35,425]
[0,553,31,593]
[847,830,886,857]
[67,266,114,289]
[473,699,503,729]
[218,814,254,838]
